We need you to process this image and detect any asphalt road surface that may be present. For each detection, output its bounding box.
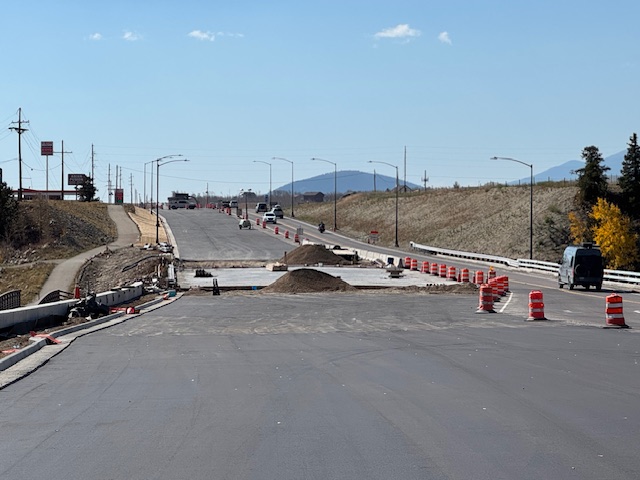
[162,208,294,261]
[1,294,639,479]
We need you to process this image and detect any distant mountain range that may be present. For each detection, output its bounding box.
[513,150,626,185]
[275,170,421,195]
[273,151,627,194]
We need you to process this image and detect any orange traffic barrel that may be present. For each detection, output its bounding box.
[605,294,628,328]
[495,276,506,296]
[262,220,266,229]
[74,284,81,299]
[256,217,261,225]
[274,226,279,235]
[488,278,500,301]
[439,264,447,278]
[488,267,496,280]
[503,276,510,292]
[430,263,438,275]
[460,268,470,283]
[410,258,418,271]
[476,284,495,313]
[404,257,412,269]
[475,270,484,285]
[527,290,546,321]
[421,261,429,273]
[447,266,456,280]
[294,233,300,243]
[285,230,289,239]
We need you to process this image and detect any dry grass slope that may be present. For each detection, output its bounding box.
[293,185,577,262]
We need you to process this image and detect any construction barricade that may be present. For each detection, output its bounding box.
[447,266,456,281]
[430,263,438,275]
[527,290,546,321]
[605,294,628,328]
[274,226,279,235]
[476,284,495,313]
[488,267,496,280]
[439,264,447,278]
[460,268,469,283]
[410,258,418,271]
[404,257,412,269]
[421,261,429,273]
[475,270,484,285]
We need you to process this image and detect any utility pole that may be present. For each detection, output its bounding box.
[403,146,407,192]
[129,173,133,204]
[421,170,429,191]
[9,108,29,201]
[373,169,376,192]
[108,164,112,203]
[59,141,72,200]
[91,144,95,182]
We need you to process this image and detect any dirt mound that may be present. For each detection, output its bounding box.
[279,244,350,266]
[261,268,357,293]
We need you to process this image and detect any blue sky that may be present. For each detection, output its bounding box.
[1,1,639,201]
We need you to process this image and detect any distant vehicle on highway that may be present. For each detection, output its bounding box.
[262,212,277,224]
[229,199,238,208]
[158,242,174,253]
[558,242,603,290]
[270,205,284,218]
[255,202,268,213]
[168,192,196,209]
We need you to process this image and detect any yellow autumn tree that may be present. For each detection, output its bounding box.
[590,198,639,269]
[568,210,590,243]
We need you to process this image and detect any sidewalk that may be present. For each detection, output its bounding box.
[34,205,140,303]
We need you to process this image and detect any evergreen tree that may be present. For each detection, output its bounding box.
[618,133,640,219]
[78,177,97,202]
[0,181,18,239]
[574,145,610,209]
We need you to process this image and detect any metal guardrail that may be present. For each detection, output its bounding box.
[410,241,640,287]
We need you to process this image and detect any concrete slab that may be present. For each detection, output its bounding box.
[177,266,459,289]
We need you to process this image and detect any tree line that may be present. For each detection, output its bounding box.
[570,133,640,270]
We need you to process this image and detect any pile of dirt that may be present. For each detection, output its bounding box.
[279,244,350,266]
[260,268,357,293]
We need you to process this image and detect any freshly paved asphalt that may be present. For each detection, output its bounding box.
[1,294,639,479]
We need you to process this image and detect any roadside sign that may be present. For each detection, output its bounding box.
[41,141,54,156]
[68,173,87,185]
[369,230,379,244]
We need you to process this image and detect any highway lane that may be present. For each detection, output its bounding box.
[0,294,638,479]
[162,208,293,261]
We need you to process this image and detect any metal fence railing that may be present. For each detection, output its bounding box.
[410,242,640,287]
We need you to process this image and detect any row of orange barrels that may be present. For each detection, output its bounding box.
[402,257,505,287]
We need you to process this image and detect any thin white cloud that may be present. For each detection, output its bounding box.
[188,30,244,41]
[374,24,421,39]
[438,31,452,45]
[123,31,142,41]
[89,33,103,41]
[189,30,215,41]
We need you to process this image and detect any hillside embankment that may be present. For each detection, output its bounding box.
[292,184,577,263]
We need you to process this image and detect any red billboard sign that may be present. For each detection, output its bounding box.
[41,141,54,156]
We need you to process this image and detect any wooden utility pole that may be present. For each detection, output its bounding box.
[9,108,29,201]
[59,141,72,200]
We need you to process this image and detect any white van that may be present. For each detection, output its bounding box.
[558,242,604,290]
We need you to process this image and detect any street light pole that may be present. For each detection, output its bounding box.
[273,157,294,217]
[156,157,189,244]
[368,160,399,247]
[149,155,181,210]
[490,156,534,259]
[311,157,337,231]
[253,160,272,207]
